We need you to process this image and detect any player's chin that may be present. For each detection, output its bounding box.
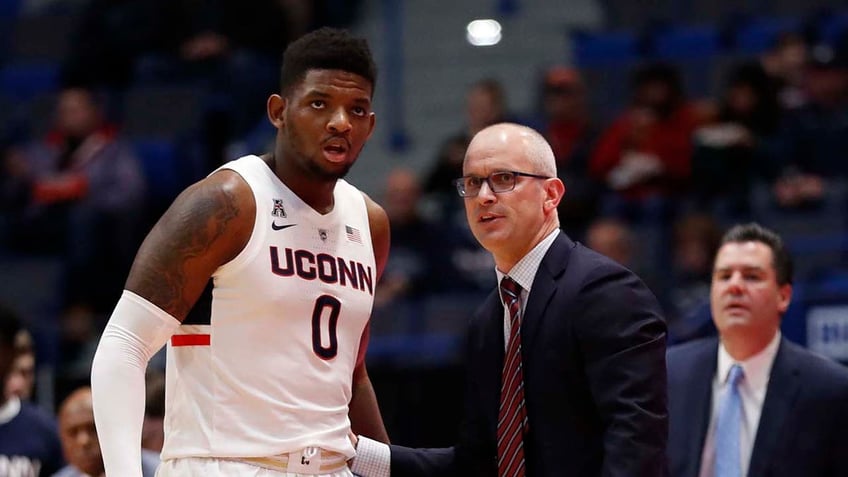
[311,161,353,181]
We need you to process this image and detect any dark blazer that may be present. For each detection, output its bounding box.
[391,233,668,476]
[667,336,848,477]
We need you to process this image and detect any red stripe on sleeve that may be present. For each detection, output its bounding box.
[171,334,211,347]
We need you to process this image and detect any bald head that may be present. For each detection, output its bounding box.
[59,387,103,476]
[466,123,557,178]
[60,387,92,418]
[462,122,565,271]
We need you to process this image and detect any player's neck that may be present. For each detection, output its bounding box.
[266,153,337,215]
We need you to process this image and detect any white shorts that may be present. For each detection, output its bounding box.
[156,457,354,477]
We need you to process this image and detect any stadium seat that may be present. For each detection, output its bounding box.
[0,61,58,101]
[571,30,641,68]
[733,16,802,54]
[123,85,202,139]
[653,25,723,59]
[651,24,723,97]
[132,138,181,203]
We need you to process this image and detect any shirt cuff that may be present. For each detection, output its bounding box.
[350,435,391,477]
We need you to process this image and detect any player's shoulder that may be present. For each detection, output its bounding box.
[179,160,255,210]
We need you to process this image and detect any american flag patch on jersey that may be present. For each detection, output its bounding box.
[345,225,362,243]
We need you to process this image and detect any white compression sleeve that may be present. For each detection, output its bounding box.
[91,290,180,477]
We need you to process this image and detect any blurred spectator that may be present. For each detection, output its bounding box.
[375,168,449,309]
[142,372,166,454]
[135,0,306,171]
[666,213,723,344]
[760,31,809,110]
[0,306,64,476]
[773,39,848,209]
[5,329,36,402]
[692,61,782,217]
[584,217,634,267]
[0,87,147,313]
[589,62,710,222]
[529,66,602,238]
[53,386,159,477]
[423,78,513,220]
[60,0,179,93]
[584,216,662,295]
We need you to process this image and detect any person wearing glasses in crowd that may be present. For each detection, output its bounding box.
[352,122,668,476]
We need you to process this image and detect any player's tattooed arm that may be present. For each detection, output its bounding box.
[125,170,254,320]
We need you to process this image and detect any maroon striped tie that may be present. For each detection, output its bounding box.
[498,276,527,477]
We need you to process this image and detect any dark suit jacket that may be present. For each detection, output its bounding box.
[667,337,848,477]
[391,233,668,476]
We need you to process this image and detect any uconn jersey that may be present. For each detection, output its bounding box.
[162,155,375,461]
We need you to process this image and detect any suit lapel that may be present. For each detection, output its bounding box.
[748,339,801,476]
[522,234,572,349]
[685,341,719,477]
[479,292,506,438]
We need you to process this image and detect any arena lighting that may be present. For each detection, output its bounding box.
[466,19,502,46]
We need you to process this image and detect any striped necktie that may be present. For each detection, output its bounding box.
[715,364,744,477]
[498,276,527,477]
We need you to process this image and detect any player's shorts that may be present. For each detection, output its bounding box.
[156,448,353,477]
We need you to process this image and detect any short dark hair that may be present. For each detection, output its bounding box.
[280,27,377,96]
[719,223,794,285]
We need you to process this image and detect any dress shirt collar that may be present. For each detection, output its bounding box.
[717,330,781,390]
[495,229,560,297]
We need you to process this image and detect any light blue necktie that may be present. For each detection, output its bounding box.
[715,364,745,477]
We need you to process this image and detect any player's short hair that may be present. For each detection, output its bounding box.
[280,27,377,97]
[719,223,794,286]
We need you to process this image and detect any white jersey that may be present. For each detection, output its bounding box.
[161,155,376,461]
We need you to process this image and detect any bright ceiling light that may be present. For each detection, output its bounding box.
[466,19,502,46]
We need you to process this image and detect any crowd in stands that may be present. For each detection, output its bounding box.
[373,28,848,359]
[1,0,848,470]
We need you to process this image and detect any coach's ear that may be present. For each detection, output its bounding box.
[267,94,286,129]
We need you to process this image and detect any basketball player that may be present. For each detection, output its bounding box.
[91,27,390,477]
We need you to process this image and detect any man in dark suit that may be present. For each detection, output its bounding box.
[353,122,668,476]
[667,223,848,477]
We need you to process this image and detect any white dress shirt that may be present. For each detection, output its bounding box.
[495,229,560,350]
[698,331,781,477]
[351,229,561,476]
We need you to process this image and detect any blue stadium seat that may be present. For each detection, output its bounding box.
[123,85,202,139]
[0,0,21,17]
[132,138,181,202]
[0,61,58,101]
[734,16,802,54]
[653,25,722,60]
[571,30,640,67]
[817,10,848,46]
[652,25,724,97]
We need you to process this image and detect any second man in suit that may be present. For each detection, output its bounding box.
[667,223,848,477]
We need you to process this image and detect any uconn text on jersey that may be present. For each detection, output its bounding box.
[269,246,373,295]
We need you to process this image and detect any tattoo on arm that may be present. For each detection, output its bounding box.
[128,182,241,319]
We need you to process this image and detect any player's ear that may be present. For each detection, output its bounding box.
[365,112,376,140]
[267,94,286,129]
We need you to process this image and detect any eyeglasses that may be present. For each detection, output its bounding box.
[454,170,551,198]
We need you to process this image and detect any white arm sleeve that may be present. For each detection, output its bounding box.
[91,290,180,477]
